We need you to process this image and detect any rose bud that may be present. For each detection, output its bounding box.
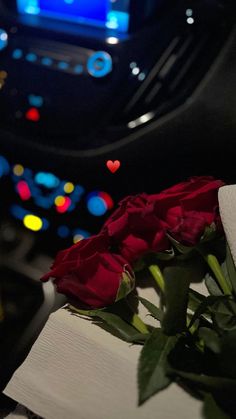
[149,176,225,246]
[102,193,170,264]
[41,233,135,309]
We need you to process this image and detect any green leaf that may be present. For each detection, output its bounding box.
[200,224,219,243]
[168,368,236,390]
[205,274,223,297]
[198,327,221,354]
[166,234,194,254]
[188,296,230,330]
[203,393,231,419]
[188,288,206,313]
[138,329,179,405]
[68,305,147,343]
[218,329,236,378]
[116,265,135,301]
[162,260,204,335]
[226,243,236,295]
[138,297,164,322]
[212,299,236,332]
[154,248,175,261]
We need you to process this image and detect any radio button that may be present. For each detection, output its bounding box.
[0,29,8,51]
[87,51,112,78]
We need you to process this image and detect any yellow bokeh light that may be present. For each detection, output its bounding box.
[23,214,43,232]
[73,234,84,244]
[13,164,24,176]
[0,71,7,79]
[64,182,74,194]
[55,195,66,206]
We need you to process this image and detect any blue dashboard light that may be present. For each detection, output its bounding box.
[28,94,44,107]
[41,218,50,230]
[106,11,129,32]
[17,0,40,15]
[10,204,28,220]
[34,196,53,209]
[73,64,83,75]
[57,225,70,238]
[0,155,10,177]
[12,48,23,60]
[73,228,90,239]
[41,57,53,66]
[87,51,112,78]
[25,53,37,63]
[0,29,8,51]
[57,61,69,70]
[73,184,85,197]
[67,203,76,212]
[16,0,130,33]
[35,172,60,188]
[87,195,107,216]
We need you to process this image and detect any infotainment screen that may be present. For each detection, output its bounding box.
[16,0,130,33]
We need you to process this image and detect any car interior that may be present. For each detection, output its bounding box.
[0,0,235,415]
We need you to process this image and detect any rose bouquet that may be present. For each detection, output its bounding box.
[42,176,236,417]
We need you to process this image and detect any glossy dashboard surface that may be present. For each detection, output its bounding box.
[0,0,235,252]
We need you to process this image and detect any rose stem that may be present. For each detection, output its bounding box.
[186,315,204,352]
[124,298,149,334]
[203,253,232,295]
[130,312,149,334]
[148,264,165,293]
[68,304,149,335]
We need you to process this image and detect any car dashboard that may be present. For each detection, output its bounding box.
[0,0,235,255]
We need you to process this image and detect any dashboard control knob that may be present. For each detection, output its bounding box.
[87,51,112,78]
[0,28,8,51]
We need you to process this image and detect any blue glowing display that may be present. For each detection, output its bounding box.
[39,0,107,22]
[16,0,130,33]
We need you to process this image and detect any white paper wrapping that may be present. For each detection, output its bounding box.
[219,185,236,266]
[4,287,202,419]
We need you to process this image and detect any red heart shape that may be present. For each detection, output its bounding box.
[106,160,121,173]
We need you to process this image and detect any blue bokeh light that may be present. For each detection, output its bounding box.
[35,172,60,188]
[0,29,8,51]
[87,195,107,216]
[0,155,10,177]
[57,225,70,238]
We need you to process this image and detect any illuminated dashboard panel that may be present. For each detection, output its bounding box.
[0,0,233,152]
[16,0,130,33]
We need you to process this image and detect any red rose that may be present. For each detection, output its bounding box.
[102,193,170,263]
[42,233,134,309]
[149,176,225,246]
